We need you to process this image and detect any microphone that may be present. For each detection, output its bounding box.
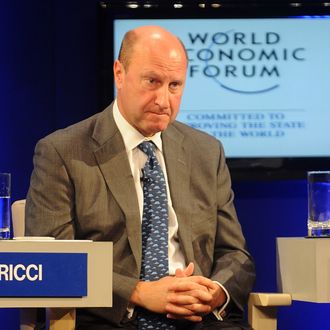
[140,169,145,181]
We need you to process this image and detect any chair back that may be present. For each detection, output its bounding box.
[11,199,26,237]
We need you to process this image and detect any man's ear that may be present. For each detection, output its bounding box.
[113,60,124,89]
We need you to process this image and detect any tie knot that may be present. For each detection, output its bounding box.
[138,141,157,158]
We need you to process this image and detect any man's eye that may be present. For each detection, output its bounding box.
[170,82,181,89]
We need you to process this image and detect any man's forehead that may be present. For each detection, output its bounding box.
[132,45,187,67]
[140,68,186,79]
[136,55,187,75]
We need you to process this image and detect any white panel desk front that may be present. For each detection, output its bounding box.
[0,240,112,308]
[277,237,330,303]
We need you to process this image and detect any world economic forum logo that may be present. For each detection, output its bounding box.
[185,29,306,94]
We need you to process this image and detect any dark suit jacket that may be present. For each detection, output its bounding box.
[25,104,255,327]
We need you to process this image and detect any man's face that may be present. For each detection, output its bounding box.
[114,38,187,137]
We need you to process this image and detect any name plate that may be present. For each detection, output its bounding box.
[0,252,87,297]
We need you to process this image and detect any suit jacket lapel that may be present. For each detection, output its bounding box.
[162,125,195,265]
[90,109,195,273]
[92,105,141,267]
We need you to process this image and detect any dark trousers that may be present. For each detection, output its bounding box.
[76,313,252,330]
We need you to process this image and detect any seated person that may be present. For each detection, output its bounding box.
[25,25,255,330]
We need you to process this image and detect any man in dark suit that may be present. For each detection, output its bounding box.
[26,25,255,329]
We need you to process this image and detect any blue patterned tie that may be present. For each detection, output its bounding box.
[137,141,175,330]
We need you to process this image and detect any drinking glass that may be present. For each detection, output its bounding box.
[307,171,330,237]
[0,173,11,239]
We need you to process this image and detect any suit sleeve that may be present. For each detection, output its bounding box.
[25,138,75,238]
[25,138,140,323]
[210,143,256,314]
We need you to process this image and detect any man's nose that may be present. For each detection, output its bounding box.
[154,86,170,109]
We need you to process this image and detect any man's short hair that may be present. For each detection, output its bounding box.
[118,30,138,71]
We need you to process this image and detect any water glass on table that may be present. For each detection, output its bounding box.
[0,173,11,239]
[308,171,330,237]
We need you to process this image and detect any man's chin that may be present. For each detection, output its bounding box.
[142,123,169,136]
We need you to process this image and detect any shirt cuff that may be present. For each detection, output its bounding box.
[212,281,230,321]
[127,303,135,319]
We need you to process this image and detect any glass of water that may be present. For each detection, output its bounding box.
[307,171,330,237]
[0,173,11,239]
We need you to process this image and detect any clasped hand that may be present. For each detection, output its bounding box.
[130,263,226,322]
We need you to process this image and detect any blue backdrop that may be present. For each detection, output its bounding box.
[0,1,329,329]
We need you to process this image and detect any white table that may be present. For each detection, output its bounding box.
[0,240,112,329]
[277,237,330,302]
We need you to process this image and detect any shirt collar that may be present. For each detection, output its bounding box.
[113,99,163,152]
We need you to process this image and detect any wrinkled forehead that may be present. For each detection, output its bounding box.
[130,48,187,80]
[133,36,188,67]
